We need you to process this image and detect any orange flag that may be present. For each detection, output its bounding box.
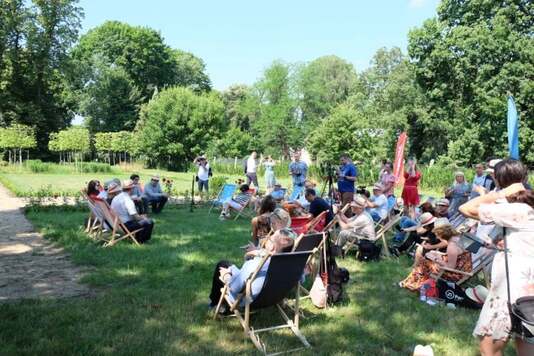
[393,132,407,187]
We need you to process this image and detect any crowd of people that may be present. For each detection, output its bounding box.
[207,151,533,356]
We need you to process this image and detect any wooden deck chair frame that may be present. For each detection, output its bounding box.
[93,200,142,247]
[208,183,237,214]
[322,204,350,232]
[233,196,256,221]
[80,191,108,240]
[430,248,496,287]
[213,251,313,355]
[292,232,328,301]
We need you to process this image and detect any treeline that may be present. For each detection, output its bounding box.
[0,0,532,169]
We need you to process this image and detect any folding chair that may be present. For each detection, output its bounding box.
[233,189,257,220]
[93,200,142,247]
[214,251,313,355]
[293,232,327,300]
[208,183,237,214]
[291,216,312,235]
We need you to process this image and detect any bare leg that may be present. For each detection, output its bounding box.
[479,336,507,356]
[515,338,534,356]
[413,245,424,266]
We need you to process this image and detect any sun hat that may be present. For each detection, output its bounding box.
[107,181,122,194]
[465,285,489,305]
[403,212,436,232]
[351,196,367,208]
[122,179,134,190]
[151,175,160,181]
[485,159,502,173]
[372,183,383,191]
[436,198,450,207]
[413,344,434,356]
[433,217,451,229]
[454,171,465,177]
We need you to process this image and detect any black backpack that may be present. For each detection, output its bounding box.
[437,279,482,309]
[357,240,381,262]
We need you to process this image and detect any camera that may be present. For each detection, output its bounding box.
[356,185,370,198]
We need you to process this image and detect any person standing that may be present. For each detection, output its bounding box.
[336,153,358,215]
[380,162,397,211]
[245,151,259,189]
[401,158,421,219]
[143,175,168,214]
[288,151,308,197]
[262,155,276,192]
[470,163,487,199]
[194,156,210,198]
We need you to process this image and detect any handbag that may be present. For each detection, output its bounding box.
[310,243,328,308]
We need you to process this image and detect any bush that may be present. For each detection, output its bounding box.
[209,176,228,198]
[24,160,53,173]
[79,162,113,173]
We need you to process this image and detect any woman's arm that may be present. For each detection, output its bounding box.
[442,242,460,268]
[423,239,448,251]
[458,183,525,219]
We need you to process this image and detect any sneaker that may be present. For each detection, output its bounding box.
[426,298,438,306]
[219,214,226,221]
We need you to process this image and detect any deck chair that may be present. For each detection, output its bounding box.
[342,213,401,257]
[214,251,313,355]
[307,211,328,233]
[293,233,327,300]
[93,200,142,247]
[208,183,237,214]
[291,216,312,235]
[233,189,257,220]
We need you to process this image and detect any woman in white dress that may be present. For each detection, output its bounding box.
[460,159,534,356]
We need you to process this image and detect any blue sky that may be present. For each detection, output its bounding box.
[78,0,440,90]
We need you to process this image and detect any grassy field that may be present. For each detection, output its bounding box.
[0,205,516,355]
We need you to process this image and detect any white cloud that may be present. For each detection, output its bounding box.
[409,0,427,8]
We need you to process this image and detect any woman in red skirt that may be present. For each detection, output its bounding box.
[402,158,421,218]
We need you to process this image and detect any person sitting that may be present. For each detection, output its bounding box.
[269,183,285,202]
[220,184,252,219]
[392,202,435,245]
[251,195,276,246]
[87,179,102,200]
[391,212,438,256]
[208,229,295,312]
[143,175,168,214]
[434,198,450,218]
[244,207,293,259]
[100,178,121,203]
[412,218,450,266]
[335,196,376,250]
[282,180,316,216]
[108,180,155,244]
[305,188,333,225]
[129,174,146,214]
[399,220,472,291]
[365,183,388,222]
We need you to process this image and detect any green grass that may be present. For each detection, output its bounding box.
[0,205,514,355]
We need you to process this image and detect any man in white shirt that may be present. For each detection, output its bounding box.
[109,180,154,244]
[366,183,388,222]
[245,151,259,189]
[194,156,210,197]
[336,196,376,249]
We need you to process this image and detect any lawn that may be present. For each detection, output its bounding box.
[0,205,514,355]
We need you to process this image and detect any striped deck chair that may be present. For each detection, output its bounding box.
[233,188,257,220]
[208,183,237,214]
[93,200,142,247]
[213,250,313,355]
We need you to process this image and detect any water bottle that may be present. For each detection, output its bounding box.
[419,284,428,302]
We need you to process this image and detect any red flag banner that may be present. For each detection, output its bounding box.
[393,132,407,187]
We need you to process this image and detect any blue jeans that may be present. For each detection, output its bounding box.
[393,216,417,243]
[387,195,396,211]
[369,210,382,222]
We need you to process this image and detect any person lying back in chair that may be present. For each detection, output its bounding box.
[208,229,295,312]
[335,196,376,250]
[220,184,252,219]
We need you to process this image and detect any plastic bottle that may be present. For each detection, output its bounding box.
[419,284,428,302]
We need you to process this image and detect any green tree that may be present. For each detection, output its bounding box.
[408,0,534,164]
[48,126,89,167]
[298,55,358,132]
[0,123,36,163]
[307,103,386,163]
[136,87,224,170]
[171,49,211,92]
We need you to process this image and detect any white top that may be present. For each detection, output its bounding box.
[246,157,257,173]
[346,212,376,241]
[110,192,137,224]
[197,163,210,181]
[369,194,388,220]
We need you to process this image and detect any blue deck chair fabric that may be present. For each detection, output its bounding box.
[288,186,303,202]
[209,183,237,213]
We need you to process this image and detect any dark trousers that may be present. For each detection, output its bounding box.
[209,260,232,306]
[134,198,146,214]
[397,232,421,253]
[340,192,354,217]
[124,218,154,243]
[145,196,168,214]
[246,173,259,189]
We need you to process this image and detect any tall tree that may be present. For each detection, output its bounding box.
[408,0,534,164]
[298,55,358,132]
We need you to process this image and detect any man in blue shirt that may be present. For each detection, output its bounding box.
[143,175,168,214]
[337,153,358,216]
[470,163,486,199]
[208,229,295,312]
[288,151,308,198]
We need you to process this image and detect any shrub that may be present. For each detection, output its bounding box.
[209,176,228,198]
[79,162,113,173]
[24,160,53,173]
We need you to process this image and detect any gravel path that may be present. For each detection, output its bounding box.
[0,184,90,301]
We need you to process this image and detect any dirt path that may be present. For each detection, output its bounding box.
[0,183,90,301]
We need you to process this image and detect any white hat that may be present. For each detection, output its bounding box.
[433,217,451,229]
[465,285,489,304]
[485,159,502,173]
[107,181,122,194]
[403,212,436,232]
[122,179,134,190]
[151,175,160,181]
[436,198,450,207]
[413,344,434,356]
[351,196,366,208]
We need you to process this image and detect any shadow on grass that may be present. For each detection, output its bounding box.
[0,205,512,355]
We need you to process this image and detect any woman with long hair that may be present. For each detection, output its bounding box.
[460,159,534,356]
[250,195,276,245]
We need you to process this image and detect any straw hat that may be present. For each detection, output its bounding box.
[372,183,383,191]
[436,198,450,207]
[413,345,434,356]
[403,212,436,232]
[465,285,489,305]
[107,181,122,194]
[433,217,451,229]
[455,171,465,177]
[351,196,366,208]
[485,159,502,173]
[122,179,134,190]
[151,175,160,181]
